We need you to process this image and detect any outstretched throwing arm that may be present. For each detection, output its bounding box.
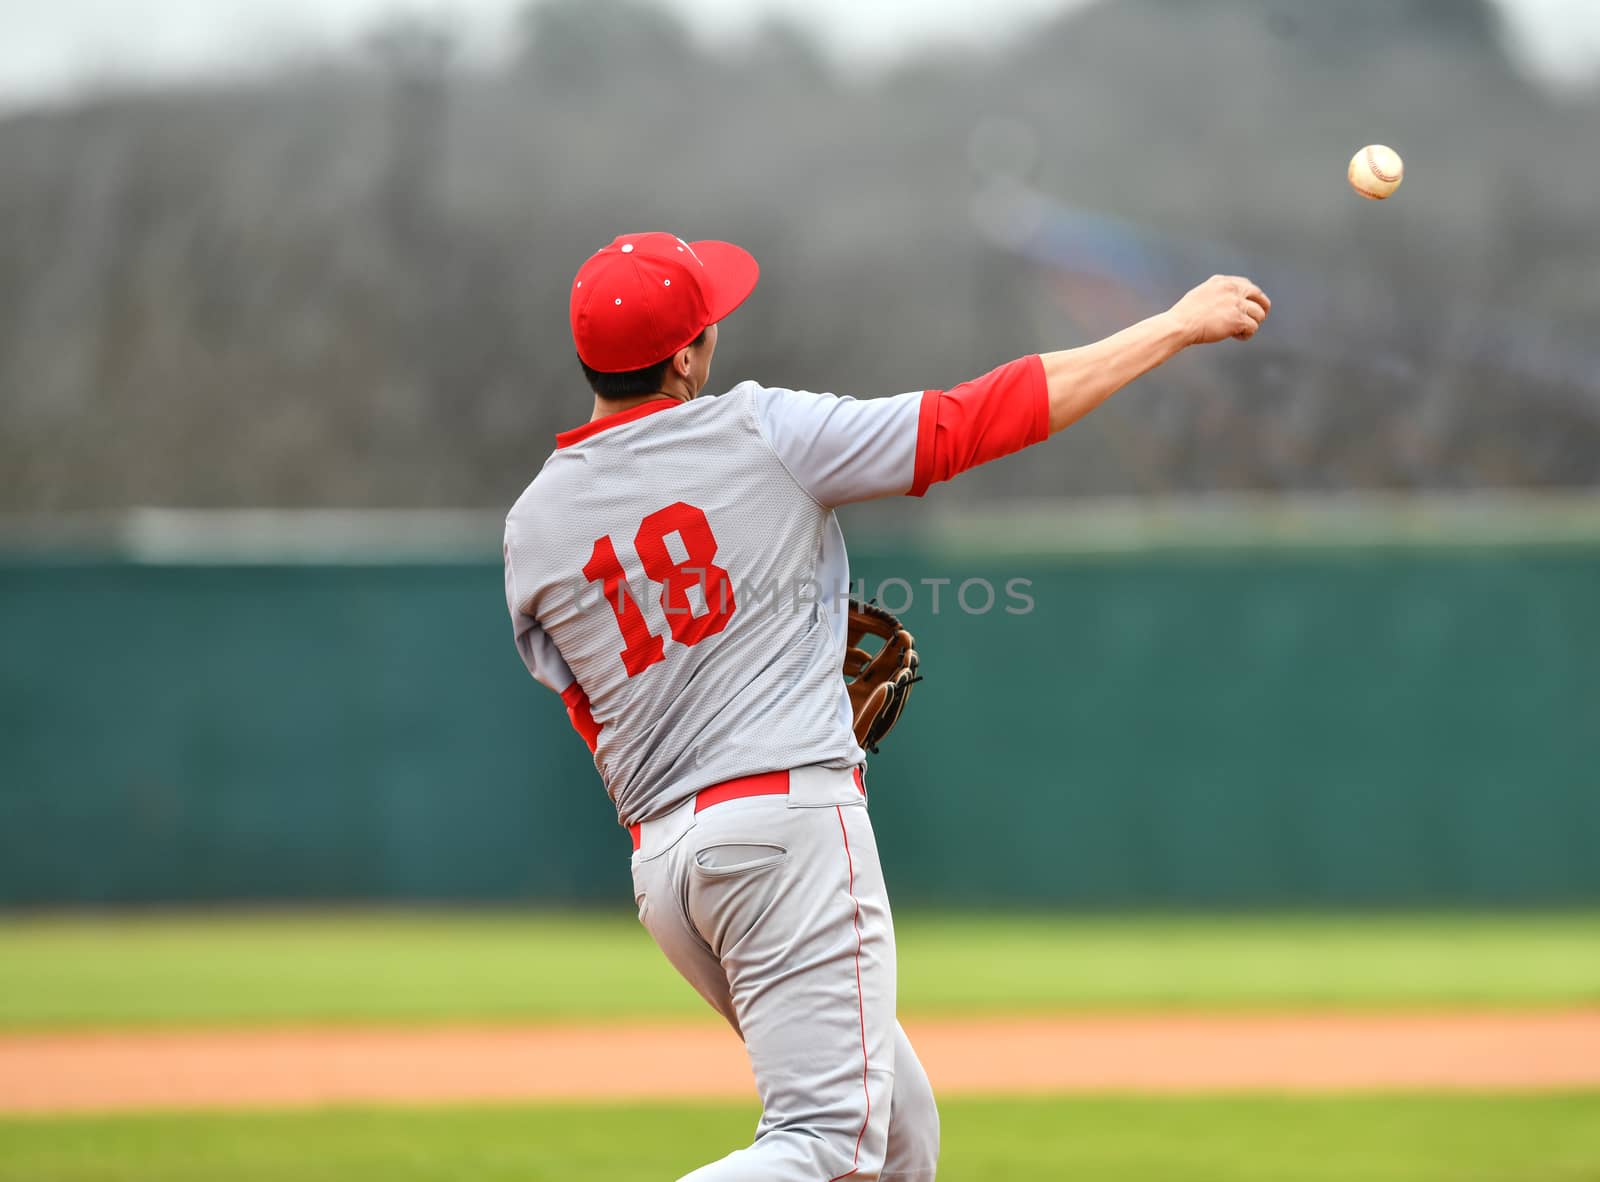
[1042,274,1271,434]
[745,274,1271,507]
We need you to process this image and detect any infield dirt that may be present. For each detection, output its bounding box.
[3,1012,1598,1114]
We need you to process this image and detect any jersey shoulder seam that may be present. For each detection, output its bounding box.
[739,383,829,513]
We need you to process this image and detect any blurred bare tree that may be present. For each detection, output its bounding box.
[0,0,1596,511]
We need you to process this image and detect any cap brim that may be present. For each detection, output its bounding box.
[691,240,760,325]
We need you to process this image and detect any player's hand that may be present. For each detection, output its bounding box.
[1170,275,1271,345]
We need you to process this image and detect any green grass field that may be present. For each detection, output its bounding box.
[1,910,1597,1029]
[3,1096,1599,1182]
[5,910,1599,1179]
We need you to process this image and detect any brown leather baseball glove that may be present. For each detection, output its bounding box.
[844,599,921,753]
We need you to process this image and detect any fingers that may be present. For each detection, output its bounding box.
[1222,277,1268,308]
[1230,277,1270,342]
[1180,275,1271,344]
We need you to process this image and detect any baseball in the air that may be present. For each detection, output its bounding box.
[1348,144,1404,200]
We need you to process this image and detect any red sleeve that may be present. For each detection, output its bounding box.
[909,354,1049,496]
[560,682,602,754]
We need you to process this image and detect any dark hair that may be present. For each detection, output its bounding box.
[580,329,708,399]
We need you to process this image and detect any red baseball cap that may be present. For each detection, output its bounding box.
[569,233,760,373]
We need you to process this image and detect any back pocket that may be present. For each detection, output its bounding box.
[692,842,788,877]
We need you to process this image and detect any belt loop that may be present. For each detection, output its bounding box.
[629,795,697,861]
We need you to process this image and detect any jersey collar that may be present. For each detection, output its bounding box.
[555,398,680,449]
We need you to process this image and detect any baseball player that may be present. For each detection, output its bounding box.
[503,232,1269,1180]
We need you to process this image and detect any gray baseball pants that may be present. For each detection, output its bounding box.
[630,764,939,1181]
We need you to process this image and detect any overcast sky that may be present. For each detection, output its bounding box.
[2,0,1598,111]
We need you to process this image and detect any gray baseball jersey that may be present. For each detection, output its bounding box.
[503,381,922,827]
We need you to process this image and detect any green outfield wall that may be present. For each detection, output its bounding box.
[2,504,1597,906]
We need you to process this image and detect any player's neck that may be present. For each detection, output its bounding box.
[588,377,697,423]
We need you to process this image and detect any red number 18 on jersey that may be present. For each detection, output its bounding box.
[582,501,738,677]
